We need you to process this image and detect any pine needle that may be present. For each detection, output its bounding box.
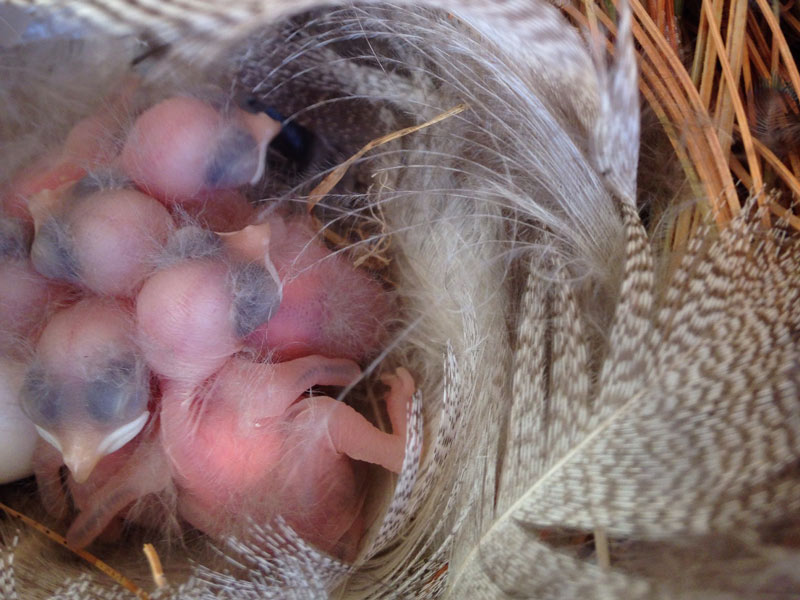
[580,0,800,233]
[702,0,764,195]
[0,501,149,599]
[751,132,800,199]
[627,0,741,221]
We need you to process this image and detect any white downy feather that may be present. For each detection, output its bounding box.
[1,1,800,599]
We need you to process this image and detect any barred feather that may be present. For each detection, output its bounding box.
[2,1,800,599]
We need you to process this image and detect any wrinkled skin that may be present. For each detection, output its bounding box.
[62,360,412,555]
[2,89,411,558]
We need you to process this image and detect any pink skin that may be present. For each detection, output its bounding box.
[65,432,171,548]
[238,217,392,362]
[56,360,412,555]
[0,260,69,354]
[136,259,242,385]
[35,301,134,381]
[137,215,390,385]
[7,93,406,558]
[5,91,272,224]
[4,79,136,216]
[28,188,174,296]
[68,189,173,296]
[178,189,256,233]
[120,96,281,203]
[34,427,172,548]
[167,359,411,557]
[1,192,33,224]
[28,299,152,486]
[26,299,168,548]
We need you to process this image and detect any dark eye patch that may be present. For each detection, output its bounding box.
[85,378,129,423]
[205,127,260,189]
[68,170,130,198]
[20,366,61,426]
[0,218,31,259]
[69,174,107,198]
[85,358,147,424]
[229,262,281,338]
[29,216,79,283]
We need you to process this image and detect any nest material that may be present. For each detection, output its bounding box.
[1,1,800,599]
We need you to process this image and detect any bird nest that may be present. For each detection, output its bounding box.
[1,1,800,599]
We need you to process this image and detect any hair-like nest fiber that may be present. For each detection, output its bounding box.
[2,1,800,598]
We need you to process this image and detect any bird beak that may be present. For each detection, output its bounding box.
[54,411,149,484]
[238,110,281,185]
[61,435,104,484]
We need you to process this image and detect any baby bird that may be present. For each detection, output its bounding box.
[21,299,151,488]
[120,95,281,203]
[28,185,174,297]
[6,88,409,562]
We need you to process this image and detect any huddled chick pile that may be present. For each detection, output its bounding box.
[0,88,413,560]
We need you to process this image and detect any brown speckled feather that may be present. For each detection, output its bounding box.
[2,1,800,599]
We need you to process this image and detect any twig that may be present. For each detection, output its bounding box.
[594,528,611,570]
[307,103,469,211]
[143,543,167,589]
